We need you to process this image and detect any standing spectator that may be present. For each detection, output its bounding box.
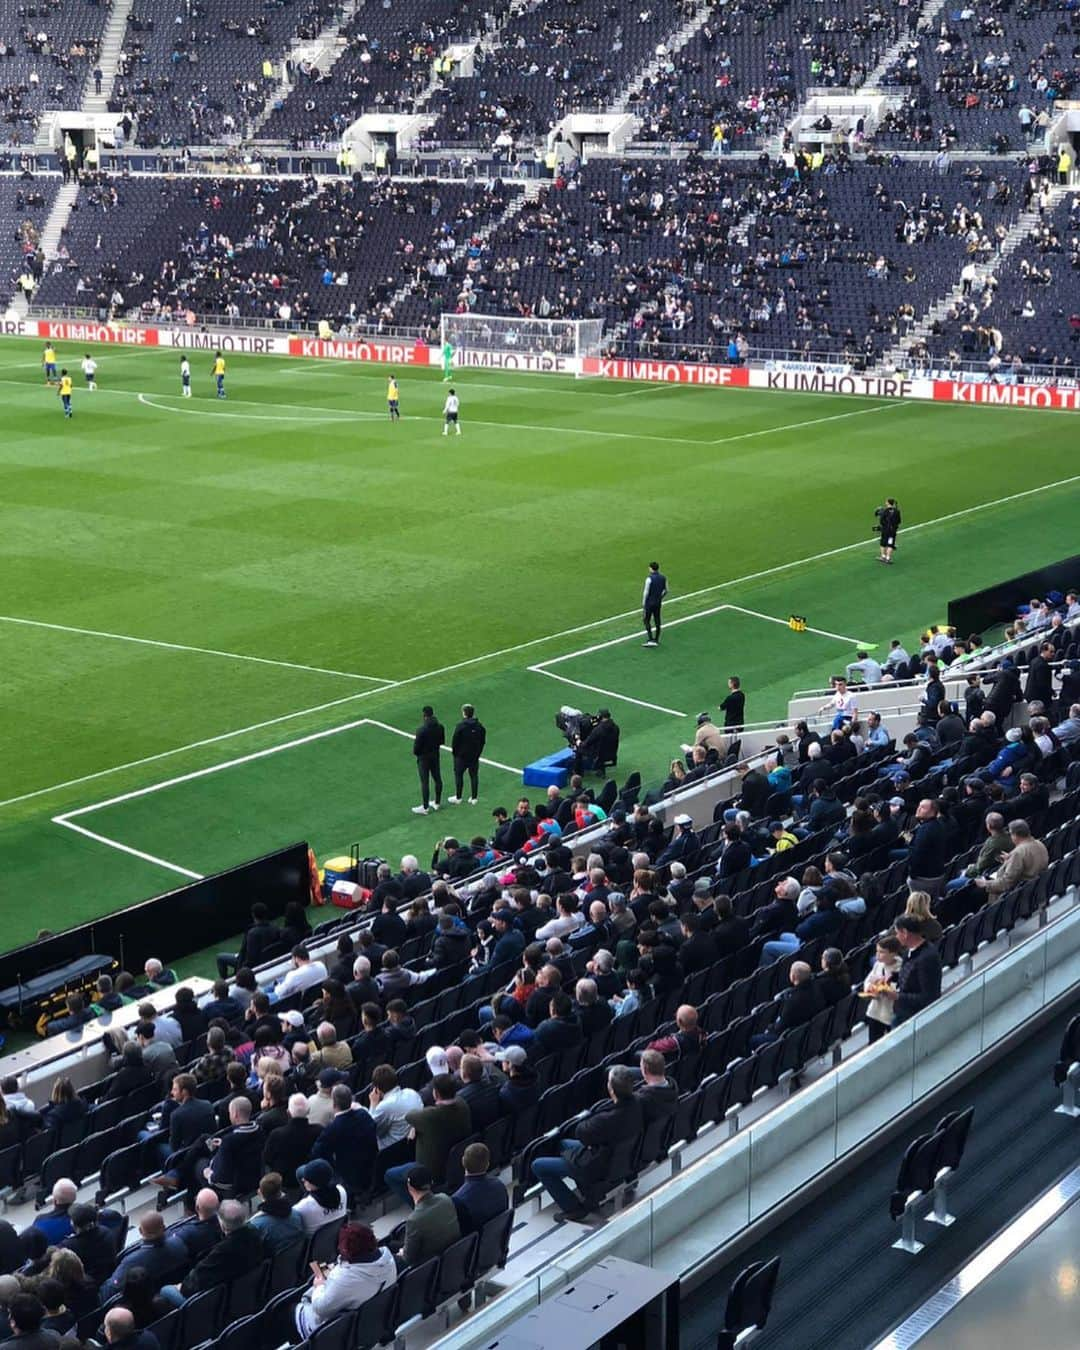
[719,676,745,730]
[411,706,446,815]
[862,935,904,1041]
[449,704,487,804]
[882,917,942,1025]
[906,799,948,892]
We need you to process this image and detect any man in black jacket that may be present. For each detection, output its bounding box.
[171,1188,224,1263]
[885,917,942,1025]
[449,704,487,804]
[572,709,620,776]
[161,1201,264,1305]
[457,1055,503,1131]
[750,962,825,1047]
[263,1093,322,1188]
[202,1097,263,1193]
[62,1204,121,1285]
[634,1049,679,1128]
[906,798,948,889]
[412,705,446,815]
[531,1066,643,1220]
[1024,642,1056,707]
[532,993,584,1058]
[216,902,279,979]
[431,914,471,967]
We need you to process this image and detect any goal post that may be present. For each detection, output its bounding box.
[439,314,604,376]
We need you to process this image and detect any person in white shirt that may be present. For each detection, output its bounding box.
[367,1064,424,1147]
[270,945,328,1002]
[442,387,461,435]
[820,676,857,729]
[180,356,192,397]
[292,1158,348,1234]
[0,1077,36,1116]
[536,894,585,941]
[1064,592,1080,623]
[137,1002,183,1047]
[845,652,883,685]
[80,354,97,390]
[294,1221,397,1338]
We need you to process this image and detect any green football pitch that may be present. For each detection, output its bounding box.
[1,334,1078,952]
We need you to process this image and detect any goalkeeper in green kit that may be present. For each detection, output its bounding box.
[441,338,454,381]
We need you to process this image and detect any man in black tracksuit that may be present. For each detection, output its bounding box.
[449,704,487,804]
[412,706,446,815]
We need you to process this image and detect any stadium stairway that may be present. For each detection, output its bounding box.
[879,185,1073,371]
[81,0,138,114]
[860,0,951,90]
[679,997,1080,1350]
[36,179,80,272]
[249,0,365,140]
[610,0,715,117]
[408,0,547,117]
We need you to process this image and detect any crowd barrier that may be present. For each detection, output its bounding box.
[3,319,1080,411]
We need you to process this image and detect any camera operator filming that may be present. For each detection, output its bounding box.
[874,497,901,566]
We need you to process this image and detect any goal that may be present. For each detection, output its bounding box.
[439,314,604,375]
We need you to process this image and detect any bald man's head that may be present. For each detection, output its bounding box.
[138,1211,166,1241]
[105,1306,135,1342]
[194,1187,220,1220]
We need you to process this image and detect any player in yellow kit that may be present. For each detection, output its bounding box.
[42,344,58,384]
[58,369,73,418]
[212,351,226,399]
[387,374,400,421]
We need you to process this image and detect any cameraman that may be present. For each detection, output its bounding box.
[876,497,901,565]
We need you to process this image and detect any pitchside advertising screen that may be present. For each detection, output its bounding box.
[4,318,1080,409]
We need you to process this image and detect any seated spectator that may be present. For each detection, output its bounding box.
[172,986,208,1043]
[203,1097,263,1193]
[270,946,328,1002]
[750,963,825,1049]
[384,1076,471,1206]
[111,1265,172,1331]
[881,917,942,1025]
[635,1049,678,1127]
[389,1166,459,1268]
[366,1065,422,1151]
[62,1205,117,1286]
[263,1093,321,1188]
[101,1303,162,1348]
[306,1069,344,1129]
[573,979,613,1040]
[293,1159,349,1235]
[903,891,943,943]
[131,1021,176,1077]
[27,1179,78,1245]
[248,1172,303,1253]
[199,979,244,1024]
[44,992,93,1037]
[0,1078,38,1121]
[974,818,1049,897]
[171,1189,222,1264]
[103,1044,155,1102]
[295,1222,397,1339]
[456,1054,503,1132]
[532,992,583,1058]
[648,1005,704,1060]
[159,1200,263,1306]
[27,1247,98,1317]
[452,1143,509,1236]
[101,1212,186,1299]
[1,1294,57,1348]
[35,1277,73,1337]
[815,949,851,1008]
[308,1023,353,1075]
[217,901,280,980]
[311,1084,377,1200]
[530,1066,643,1221]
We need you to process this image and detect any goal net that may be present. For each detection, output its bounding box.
[439,314,604,376]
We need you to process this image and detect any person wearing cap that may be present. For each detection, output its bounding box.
[769,821,798,852]
[293,1158,349,1234]
[656,814,699,868]
[451,1143,509,1236]
[571,709,621,777]
[305,1069,344,1128]
[295,1221,397,1338]
[394,1165,460,1266]
[497,1046,539,1115]
[681,712,726,759]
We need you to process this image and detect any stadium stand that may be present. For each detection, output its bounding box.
[0,0,110,141]
[1,596,1078,1346]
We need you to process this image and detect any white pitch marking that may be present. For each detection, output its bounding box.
[6,469,1080,813]
[0,614,398,684]
[529,667,686,718]
[53,818,204,879]
[136,393,362,423]
[722,604,866,645]
[531,603,732,670]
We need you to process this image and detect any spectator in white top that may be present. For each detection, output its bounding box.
[367,1064,424,1148]
[0,1078,37,1116]
[138,1002,183,1048]
[294,1221,397,1339]
[271,945,329,1002]
[821,676,858,729]
[1065,593,1080,622]
[1055,704,1080,747]
[536,894,585,941]
[846,652,883,685]
[292,1159,349,1234]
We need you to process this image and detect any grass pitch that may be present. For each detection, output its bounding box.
[1,335,1078,949]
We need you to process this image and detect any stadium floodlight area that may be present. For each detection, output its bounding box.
[440,313,604,373]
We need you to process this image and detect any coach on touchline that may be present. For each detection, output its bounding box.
[643,561,667,647]
[448,704,487,805]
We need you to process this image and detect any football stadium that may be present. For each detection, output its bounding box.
[1,3,1080,1348]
